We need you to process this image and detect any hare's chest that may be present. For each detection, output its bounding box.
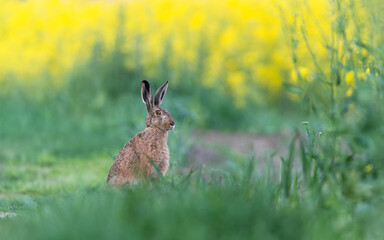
[137,139,168,168]
[148,143,169,173]
[157,149,169,173]
[135,130,170,174]
[150,143,169,161]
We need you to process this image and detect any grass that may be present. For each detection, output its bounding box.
[1,103,384,240]
[0,91,333,239]
[0,156,109,198]
[0,180,306,240]
[1,159,383,240]
[0,169,351,240]
[1,92,383,240]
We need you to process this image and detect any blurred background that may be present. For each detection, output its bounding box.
[1,0,384,239]
[1,0,309,177]
[1,0,384,194]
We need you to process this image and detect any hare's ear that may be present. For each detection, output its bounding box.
[141,80,153,112]
[154,81,168,107]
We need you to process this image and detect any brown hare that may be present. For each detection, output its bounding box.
[107,80,175,186]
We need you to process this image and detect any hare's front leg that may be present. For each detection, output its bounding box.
[107,174,133,187]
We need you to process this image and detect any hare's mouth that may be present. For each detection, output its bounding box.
[169,123,175,130]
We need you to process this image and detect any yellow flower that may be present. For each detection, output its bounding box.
[219,27,238,51]
[291,67,310,84]
[0,0,372,106]
[189,12,204,31]
[345,71,355,87]
[357,72,367,81]
[227,71,247,107]
[364,164,373,173]
[346,88,354,97]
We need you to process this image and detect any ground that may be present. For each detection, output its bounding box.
[188,130,294,169]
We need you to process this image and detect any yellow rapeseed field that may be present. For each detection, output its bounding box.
[0,0,374,105]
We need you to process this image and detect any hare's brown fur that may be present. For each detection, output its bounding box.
[107,81,174,186]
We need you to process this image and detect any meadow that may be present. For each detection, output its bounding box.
[1,0,384,239]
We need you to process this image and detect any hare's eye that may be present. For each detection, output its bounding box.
[155,110,161,116]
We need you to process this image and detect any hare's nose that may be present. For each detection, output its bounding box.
[170,121,175,129]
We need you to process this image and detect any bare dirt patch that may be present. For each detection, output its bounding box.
[188,130,295,167]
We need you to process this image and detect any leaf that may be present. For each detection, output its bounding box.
[145,155,165,181]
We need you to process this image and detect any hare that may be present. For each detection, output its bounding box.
[107,80,175,186]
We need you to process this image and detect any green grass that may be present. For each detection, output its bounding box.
[1,162,383,240]
[0,92,383,239]
[0,92,336,239]
[0,180,306,240]
[0,156,109,197]
[1,69,384,240]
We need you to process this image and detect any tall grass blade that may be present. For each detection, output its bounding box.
[145,155,165,181]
